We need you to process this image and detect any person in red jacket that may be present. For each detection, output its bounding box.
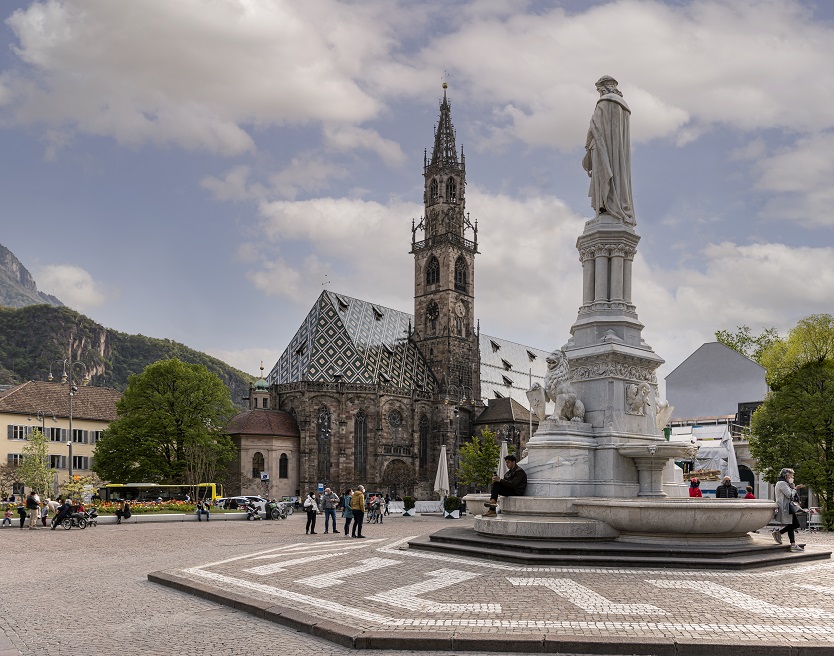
[744,486,756,499]
[689,478,703,498]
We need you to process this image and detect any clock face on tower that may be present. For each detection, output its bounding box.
[427,301,439,321]
[455,301,465,317]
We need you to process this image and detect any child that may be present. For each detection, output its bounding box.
[744,486,756,499]
[2,505,12,527]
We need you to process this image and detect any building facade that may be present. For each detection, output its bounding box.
[0,380,121,496]
[244,87,552,499]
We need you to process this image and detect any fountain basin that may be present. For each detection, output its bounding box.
[574,498,776,544]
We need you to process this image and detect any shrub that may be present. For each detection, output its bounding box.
[444,496,461,512]
[403,496,416,510]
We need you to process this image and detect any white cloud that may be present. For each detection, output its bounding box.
[753,131,834,226]
[323,125,407,168]
[3,0,388,155]
[36,264,110,310]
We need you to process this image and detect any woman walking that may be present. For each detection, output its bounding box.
[350,486,366,538]
[304,492,319,534]
[772,468,805,552]
[342,488,353,536]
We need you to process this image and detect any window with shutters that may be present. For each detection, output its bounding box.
[71,429,87,444]
[7,453,21,466]
[48,427,63,442]
[7,425,30,440]
[72,455,89,470]
[49,455,66,469]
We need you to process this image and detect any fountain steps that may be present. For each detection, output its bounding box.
[408,526,831,570]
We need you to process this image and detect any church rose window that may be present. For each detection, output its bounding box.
[317,406,331,482]
[454,256,468,292]
[354,410,367,479]
[279,453,288,479]
[426,257,440,285]
[252,452,265,479]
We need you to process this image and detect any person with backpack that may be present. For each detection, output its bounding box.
[303,492,319,534]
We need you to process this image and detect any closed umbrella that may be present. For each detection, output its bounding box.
[434,444,450,498]
[497,440,509,478]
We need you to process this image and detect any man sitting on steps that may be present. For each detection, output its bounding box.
[483,454,527,517]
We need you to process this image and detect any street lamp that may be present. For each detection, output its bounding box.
[49,359,90,477]
[444,384,473,494]
[27,410,58,438]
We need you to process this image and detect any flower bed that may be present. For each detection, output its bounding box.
[94,500,240,515]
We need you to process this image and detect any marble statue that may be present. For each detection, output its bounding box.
[582,75,635,226]
[526,349,585,423]
[654,398,675,432]
[625,382,651,416]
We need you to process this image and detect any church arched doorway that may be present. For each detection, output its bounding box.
[382,459,416,499]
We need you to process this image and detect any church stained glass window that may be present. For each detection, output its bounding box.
[354,410,367,479]
[317,406,331,482]
[426,257,440,285]
[454,256,468,292]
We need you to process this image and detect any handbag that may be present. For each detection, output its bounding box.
[788,500,802,515]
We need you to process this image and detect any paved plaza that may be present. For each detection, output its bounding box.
[3,514,834,655]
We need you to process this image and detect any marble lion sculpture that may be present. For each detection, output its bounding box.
[526,349,585,423]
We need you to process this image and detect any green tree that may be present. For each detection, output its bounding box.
[758,314,834,388]
[60,473,103,503]
[457,429,500,490]
[715,325,779,364]
[18,428,55,495]
[93,359,237,485]
[0,463,21,499]
[750,360,834,529]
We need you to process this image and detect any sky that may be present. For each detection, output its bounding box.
[2,0,834,392]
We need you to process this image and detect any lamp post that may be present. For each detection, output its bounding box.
[444,384,473,494]
[49,359,90,478]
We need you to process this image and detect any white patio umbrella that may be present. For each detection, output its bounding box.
[497,440,509,478]
[434,444,450,498]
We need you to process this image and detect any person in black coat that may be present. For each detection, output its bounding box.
[714,476,739,499]
[483,454,527,517]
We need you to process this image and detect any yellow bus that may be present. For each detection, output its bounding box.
[102,483,223,503]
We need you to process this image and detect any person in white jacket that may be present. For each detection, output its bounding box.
[772,468,805,552]
[303,492,319,534]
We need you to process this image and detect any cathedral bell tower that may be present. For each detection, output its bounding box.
[411,83,480,402]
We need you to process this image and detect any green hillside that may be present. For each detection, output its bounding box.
[0,305,253,407]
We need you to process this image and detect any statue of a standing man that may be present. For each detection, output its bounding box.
[582,76,635,226]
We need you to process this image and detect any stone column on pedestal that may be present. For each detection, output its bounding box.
[609,244,624,302]
[593,248,609,302]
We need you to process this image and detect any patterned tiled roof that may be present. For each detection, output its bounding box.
[268,291,436,392]
[0,380,121,421]
[267,293,553,413]
[226,409,300,437]
[479,334,550,408]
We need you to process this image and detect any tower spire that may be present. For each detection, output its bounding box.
[428,82,460,171]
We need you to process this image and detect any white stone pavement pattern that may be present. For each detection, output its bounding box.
[2,514,834,655]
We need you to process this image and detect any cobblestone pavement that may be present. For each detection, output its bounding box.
[3,514,834,655]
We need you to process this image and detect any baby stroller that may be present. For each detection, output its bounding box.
[244,503,262,521]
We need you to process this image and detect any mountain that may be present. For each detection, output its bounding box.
[0,242,64,308]
[0,305,253,408]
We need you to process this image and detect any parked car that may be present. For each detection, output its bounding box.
[216,496,268,512]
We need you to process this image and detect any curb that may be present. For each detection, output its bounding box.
[147,569,834,655]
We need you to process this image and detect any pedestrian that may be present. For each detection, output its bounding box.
[772,468,805,552]
[115,499,131,524]
[483,454,527,517]
[2,505,12,527]
[715,476,739,499]
[688,478,702,498]
[384,494,390,516]
[40,499,50,527]
[303,492,319,534]
[25,491,40,529]
[342,488,354,536]
[320,487,339,534]
[350,485,366,538]
[17,503,27,529]
[196,499,210,522]
[51,499,72,529]
[744,486,756,499]
[372,495,383,524]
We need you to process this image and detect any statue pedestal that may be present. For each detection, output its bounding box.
[525,419,596,497]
